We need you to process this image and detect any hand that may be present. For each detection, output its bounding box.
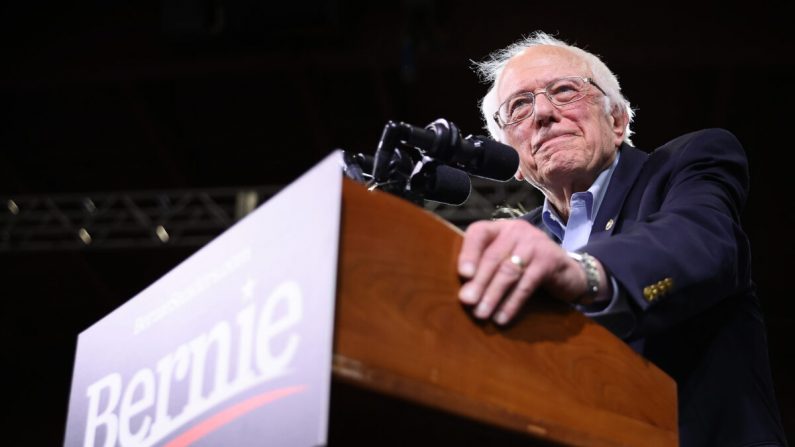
[457,219,605,325]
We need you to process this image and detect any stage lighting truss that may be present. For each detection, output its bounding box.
[0,179,538,251]
[0,188,276,252]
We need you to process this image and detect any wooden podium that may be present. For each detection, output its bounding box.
[330,178,677,447]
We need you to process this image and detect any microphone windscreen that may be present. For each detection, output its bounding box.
[468,138,519,181]
[413,164,471,205]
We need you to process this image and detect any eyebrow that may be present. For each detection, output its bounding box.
[502,76,568,100]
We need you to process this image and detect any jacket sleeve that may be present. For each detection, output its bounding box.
[583,129,751,339]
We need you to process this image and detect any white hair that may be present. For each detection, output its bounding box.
[473,31,635,145]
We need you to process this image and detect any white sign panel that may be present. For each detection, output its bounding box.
[64,152,344,447]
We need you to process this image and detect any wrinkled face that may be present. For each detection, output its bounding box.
[496,46,624,193]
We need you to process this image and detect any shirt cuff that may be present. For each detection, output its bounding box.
[576,276,636,339]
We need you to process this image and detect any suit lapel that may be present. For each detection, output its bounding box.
[589,144,648,243]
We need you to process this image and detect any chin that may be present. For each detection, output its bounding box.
[540,156,588,181]
[542,149,584,171]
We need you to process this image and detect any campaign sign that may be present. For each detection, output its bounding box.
[64,152,343,447]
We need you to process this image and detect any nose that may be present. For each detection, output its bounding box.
[532,92,559,127]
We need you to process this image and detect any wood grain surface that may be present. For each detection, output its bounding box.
[333,178,677,447]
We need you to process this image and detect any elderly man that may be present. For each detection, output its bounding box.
[458,32,787,446]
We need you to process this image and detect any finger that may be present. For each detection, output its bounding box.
[493,260,545,325]
[458,220,503,279]
[493,240,566,324]
[459,227,518,306]
[472,253,527,319]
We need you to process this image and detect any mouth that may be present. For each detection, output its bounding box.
[532,133,575,155]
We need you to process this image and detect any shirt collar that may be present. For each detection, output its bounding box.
[541,151,621,238]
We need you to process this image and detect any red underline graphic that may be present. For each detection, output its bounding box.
[164,384,307,447]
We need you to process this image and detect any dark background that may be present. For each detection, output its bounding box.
[1,1,793,445]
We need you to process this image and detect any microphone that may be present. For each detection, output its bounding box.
[367,118,515,206]
[399,118,519,181]
[343,151,471,205]
[410,163,471,205]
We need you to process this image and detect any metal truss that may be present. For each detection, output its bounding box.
[1,187,280,252]
[1,180,540,252]
[426,178,542,228]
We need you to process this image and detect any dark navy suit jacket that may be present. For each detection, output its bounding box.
[522,129,787,446]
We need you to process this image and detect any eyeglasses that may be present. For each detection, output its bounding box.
[493,76,606,128]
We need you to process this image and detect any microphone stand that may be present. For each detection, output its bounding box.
[342,119,474,206]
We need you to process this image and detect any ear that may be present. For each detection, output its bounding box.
[610,106,628,146]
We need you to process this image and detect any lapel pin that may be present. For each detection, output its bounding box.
[605,218,615,231]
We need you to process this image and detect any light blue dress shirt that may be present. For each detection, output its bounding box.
[541,153,617,250]
[539,153,635,337]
